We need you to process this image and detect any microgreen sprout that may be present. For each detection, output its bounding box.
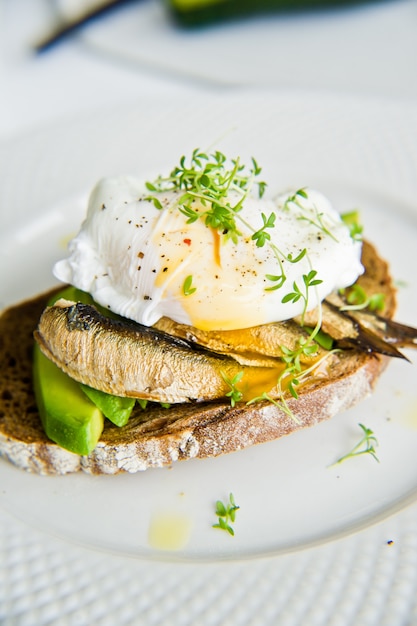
[247,390,301,425]
[281,270,323,323]
[235,209,307,292]
[284,188,339,242]
[340,284,385,313]
[221,371,244,407]
[251,212,276,247]
[145,149,266,244]
[333,423,380,465]
[264,272,286,291]
[182,275,197,296]
[298,208,339,242]
[212,493,240,536]
[280,338,319,397]
[263,245,307,292]
[275,335,320,404]
[234,203,308,291]
[289,348,341,387]
[283,187,309,210]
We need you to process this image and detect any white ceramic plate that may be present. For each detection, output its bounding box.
[1,92,417,566]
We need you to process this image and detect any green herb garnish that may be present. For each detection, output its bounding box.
[247,390,301,424]
[279,338,319,400]
[183,274,197,296]
[283,187,309,210]
[221,371,244,407]
[281,270,323,323]
[340,284,385,312]
[284,188,338,242]
[333,423,380,465]
[263,245,307,292]
[212,493,239,536]
[146,149,266,244]
[251,211,276,247]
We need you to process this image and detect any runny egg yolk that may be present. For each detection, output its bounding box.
[53,175,364,331]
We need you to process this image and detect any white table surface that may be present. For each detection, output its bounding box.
[1,1,417,625]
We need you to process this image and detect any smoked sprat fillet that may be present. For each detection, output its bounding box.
[34,299,284,404]
[0,242,416,475]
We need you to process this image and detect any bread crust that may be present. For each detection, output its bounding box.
[0,243,392,475]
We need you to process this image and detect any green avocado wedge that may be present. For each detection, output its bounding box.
[80,385,135,427]
[33,344,104,456]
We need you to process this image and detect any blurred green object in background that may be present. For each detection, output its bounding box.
[167,0,386,26]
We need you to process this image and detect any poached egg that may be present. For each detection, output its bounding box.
[54,175,363,331]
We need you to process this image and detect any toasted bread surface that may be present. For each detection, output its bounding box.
[0,242,392,475]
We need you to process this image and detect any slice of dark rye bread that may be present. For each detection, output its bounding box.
[0,242,395,475]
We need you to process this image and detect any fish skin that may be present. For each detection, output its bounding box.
[301,293,417,360]
[153,316,324,366]
[324,301,410,359]
[34,299,282,403]
[336,303,417,349]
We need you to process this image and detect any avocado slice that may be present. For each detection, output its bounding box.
[33,344,104,456]
[80,385,135,427]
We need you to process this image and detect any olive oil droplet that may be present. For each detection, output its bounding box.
[148,512,193,551]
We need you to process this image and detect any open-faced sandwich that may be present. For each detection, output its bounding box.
[1,149,416,475]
